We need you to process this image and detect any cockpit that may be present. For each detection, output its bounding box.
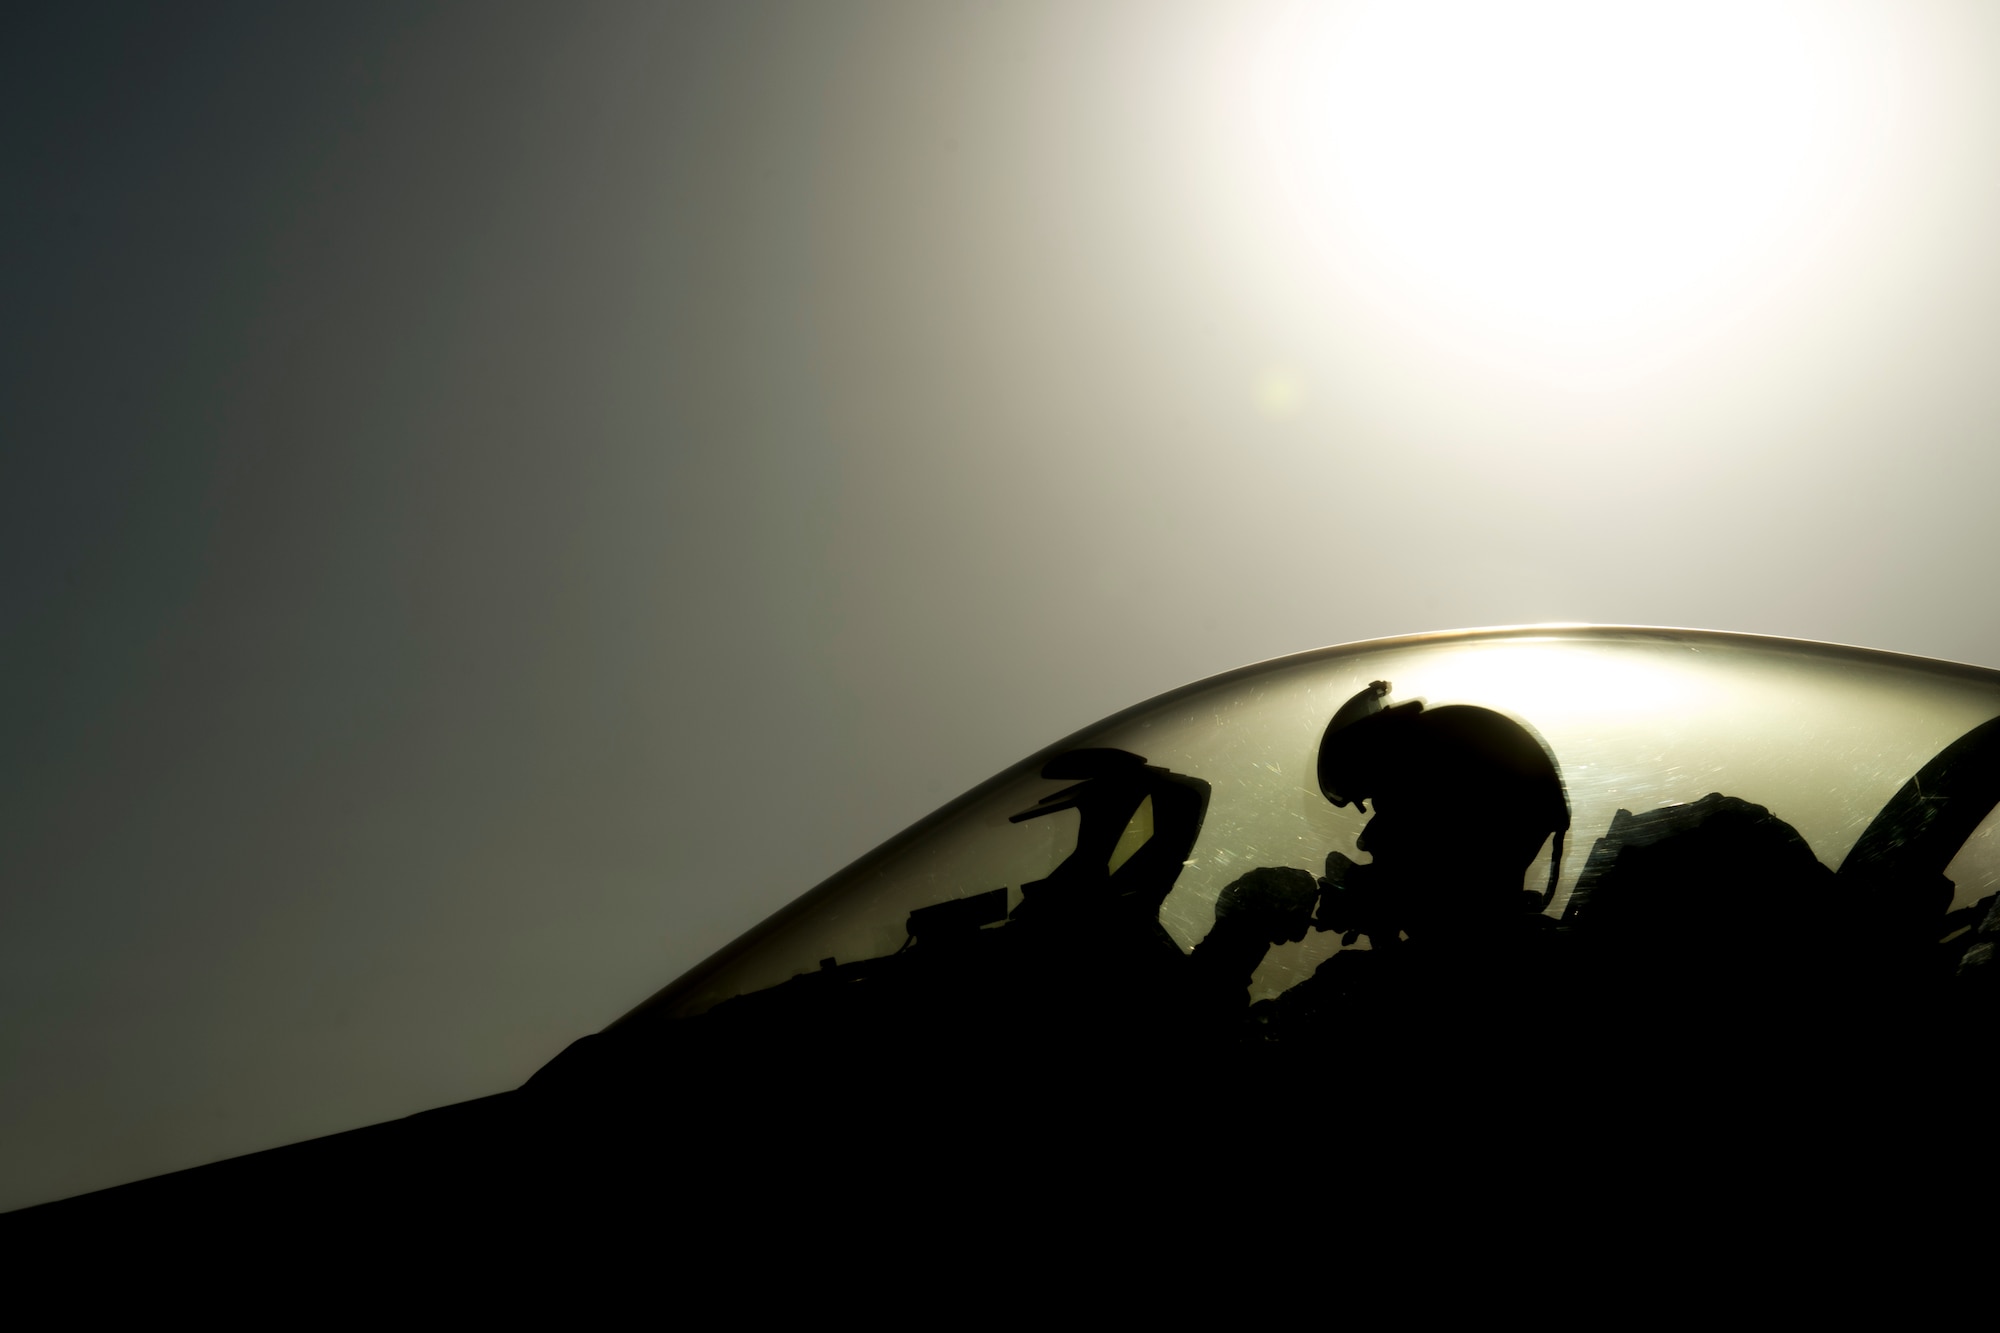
[599,626,2000,1077]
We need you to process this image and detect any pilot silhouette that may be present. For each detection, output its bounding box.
[1224,681,1572,1052]
[1314,680,1569,946]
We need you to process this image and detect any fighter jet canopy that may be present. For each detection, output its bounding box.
[618,626,2000,1038]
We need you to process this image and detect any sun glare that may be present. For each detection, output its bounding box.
[1268,0,1901,377]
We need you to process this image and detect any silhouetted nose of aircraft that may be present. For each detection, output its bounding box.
[20,626,2000,1236]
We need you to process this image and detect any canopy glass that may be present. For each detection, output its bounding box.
[619,627,2000,1055]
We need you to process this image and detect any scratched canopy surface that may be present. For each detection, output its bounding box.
[628,627,2000,1029]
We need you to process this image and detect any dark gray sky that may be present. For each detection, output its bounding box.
[7,1,2000,1210]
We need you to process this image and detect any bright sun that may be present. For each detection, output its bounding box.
[1268,0,1900,373]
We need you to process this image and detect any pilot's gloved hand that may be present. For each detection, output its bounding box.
[1321,850,1360,891]
[1213,866,1320,946]
[1315,851,1391,945]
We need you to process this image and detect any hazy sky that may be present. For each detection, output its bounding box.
[7,0,2000,1210]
